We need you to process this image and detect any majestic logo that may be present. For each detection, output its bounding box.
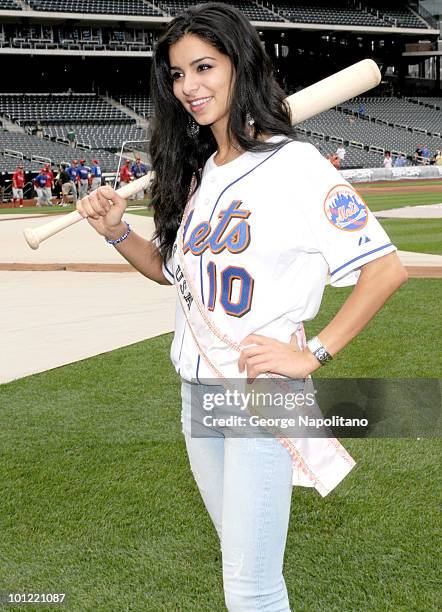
[358,235,371,246]
[324,184,368,231]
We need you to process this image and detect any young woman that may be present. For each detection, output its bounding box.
[76,4,407,610]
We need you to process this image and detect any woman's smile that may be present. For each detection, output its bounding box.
[188,96,214,113]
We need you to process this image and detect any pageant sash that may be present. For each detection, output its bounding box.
[172,180,356,497]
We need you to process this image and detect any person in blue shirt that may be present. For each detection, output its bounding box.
[91,159,102,192]
[131,155,150,200]
[34,171,49,207]
[394,154,406,167]
[421,145,431,164]
[66,160,79,204]
[78,159,90,198]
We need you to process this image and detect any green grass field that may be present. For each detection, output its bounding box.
[126,205,154,217]
[359,179,442,212]
[0,202,152,216]
[1,280,440,611]
[0,205,72,215]
[362,190,442,212]
[378,218,442,255]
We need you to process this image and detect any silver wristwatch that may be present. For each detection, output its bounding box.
[307,336,333,366]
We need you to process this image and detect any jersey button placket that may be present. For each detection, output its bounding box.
[205,175,216,204]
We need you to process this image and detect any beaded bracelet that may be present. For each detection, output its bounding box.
[105,221,131,245]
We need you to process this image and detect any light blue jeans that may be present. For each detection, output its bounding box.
[181,379,294,612]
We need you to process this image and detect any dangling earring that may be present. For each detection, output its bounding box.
[246,111,255,127]
[187,116,200,138]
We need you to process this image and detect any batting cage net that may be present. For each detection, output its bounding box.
[112,139,151,199]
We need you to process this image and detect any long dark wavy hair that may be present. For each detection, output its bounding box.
[150,2,296,261]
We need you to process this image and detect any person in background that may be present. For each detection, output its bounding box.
[413,144,423,165]
[0,171,6,204]
[394,153,406,167]
[67,129,77,149]
[131,155,149,200]
[34,169,50,207]
[336,143,346,166]
[67,160,79,204]
[434,150,442,166]
[42,163,54,206]
[421,144,430,165]
[119,158,132,188]
[12,162,25,208]
[328,153,341,169]
[383,151,392,169]
[78,159,90,199]
[35,121,43,138]
[57,164,72,207]
[358,101,365,118]
[90,159,102,192]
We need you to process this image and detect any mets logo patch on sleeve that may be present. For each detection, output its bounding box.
[323,184,368,231]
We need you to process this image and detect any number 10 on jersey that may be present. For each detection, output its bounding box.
[206,262,254,318]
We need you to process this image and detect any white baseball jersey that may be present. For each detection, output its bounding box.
[162,137,396,382]
[336,146,346,161]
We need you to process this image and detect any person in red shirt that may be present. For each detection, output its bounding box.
[12,163,25,208]
[43,163,56,205]
[119,159,132,188]
[328,153,341,170]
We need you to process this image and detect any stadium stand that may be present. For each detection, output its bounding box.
[368,2,427,28]
[0,25,157,52]
[269,1,386,26]
[296,132,385,168]
[118,95,154,119]
[0,93,134,126]
[228,1,281,21]
[107,29,156,51]
[339,97,442,136]
[157,0,281,21]
[58,26,103,50]
[43,124,149,149]
[296,107,442,162]
[0,131,119,172]
[27,0,164,15]
[12,25,55,49]
[265,1,431,28]
[411,97,442,110]
[0,0,21,9]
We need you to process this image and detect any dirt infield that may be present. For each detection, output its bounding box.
[404,266,442,278]
[0,198,40,208]
[0,262,135,272]
[1,261,439,278]
[357,178,442,195]
[357,178,442,187]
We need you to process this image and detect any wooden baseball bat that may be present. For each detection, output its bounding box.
[23,173,152,250]
[24,59,380,250]
[285,58,380,123]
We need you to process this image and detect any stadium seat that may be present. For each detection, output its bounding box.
[0,93,135,126]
